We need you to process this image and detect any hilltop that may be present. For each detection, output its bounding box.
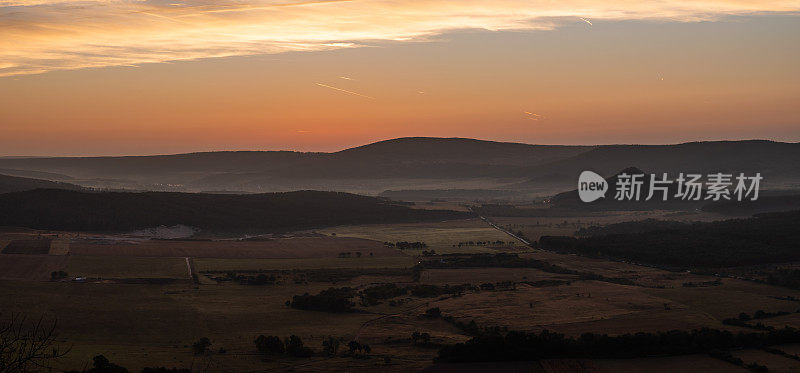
[0,137,796,197]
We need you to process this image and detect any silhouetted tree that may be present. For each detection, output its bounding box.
[424,307,441,318]
[254,335,284,355]
[192,337,211,355]
[84,355,129,373]
[141,368,190,373]
[322,336,340,356]
[0,314,69,372]
[412,331,431,345]
[347,340,362,355]
[284,335,313,357]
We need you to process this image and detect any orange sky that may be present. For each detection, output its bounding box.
[0,1,798,155]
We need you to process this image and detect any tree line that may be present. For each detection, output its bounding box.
[0,189,469,233]
[437,327,800,362]
[539,210,800,268]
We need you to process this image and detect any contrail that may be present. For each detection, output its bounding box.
[137,10,195,25]
[316,83,375,99]
[580,17,593,26]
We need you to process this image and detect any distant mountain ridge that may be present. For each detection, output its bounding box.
[0,173,84,194]
[0,137,796,196]
[524,140,800,181]
[0,137,590,178]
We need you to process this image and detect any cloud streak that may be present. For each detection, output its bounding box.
[1,0,798,77]
[316,83,374,99]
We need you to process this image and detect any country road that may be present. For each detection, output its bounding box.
[478,215,532,246]
[184,257,193,279]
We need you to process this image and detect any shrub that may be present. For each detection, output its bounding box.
[290,287,356,312]
[322,336,340,356]
[191,337,211,355]
[424,307,441,318]
[285,335,313,357]
[254,335,285,354]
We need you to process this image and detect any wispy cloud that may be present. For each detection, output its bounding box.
[524,111,544,120]
[1,0,798,77]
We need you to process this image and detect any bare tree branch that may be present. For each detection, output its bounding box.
[0,313,70,373]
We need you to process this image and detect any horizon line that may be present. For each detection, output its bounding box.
[0,136,797,159]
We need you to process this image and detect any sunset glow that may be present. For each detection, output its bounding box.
[1,0,798,155]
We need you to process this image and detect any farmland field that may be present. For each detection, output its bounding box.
[194,255,415,271]
[1,238,52,254]
[68,235,395,258]
[2,213,800,372]
[318,218,524,255]
[64,255,189,279]
[0,254,69,281]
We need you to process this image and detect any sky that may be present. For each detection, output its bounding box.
[0,1,799,156]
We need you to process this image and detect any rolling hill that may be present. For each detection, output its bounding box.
[522,140,800,185]
[0,138,797,197]
[0,137,590,179]
[0,173,84,194]
[549,162,800,214]
[0,189,469,233]
[550,167,706,211]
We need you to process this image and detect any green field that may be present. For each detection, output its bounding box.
[318,218,523,255]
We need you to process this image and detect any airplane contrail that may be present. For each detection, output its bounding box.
[316,83,375,99]
[580,17,593,26]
